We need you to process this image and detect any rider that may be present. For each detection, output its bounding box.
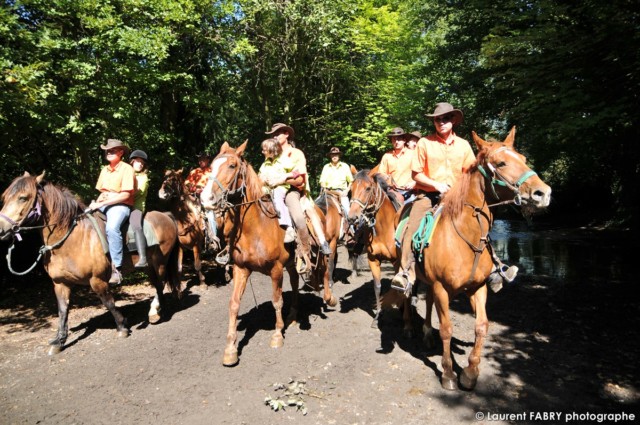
[378,127,416,204]
[88,139,136,285]
[405,131,421,150]
[185,152,218,250]
[265,123,332,273]
[391,102,518,293]
[258,138,297,243]
[129,150,149,268]
[319,146,353,231]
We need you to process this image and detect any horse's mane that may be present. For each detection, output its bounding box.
[242,158,267,201]
[442,147,489,218]
[373,173,403,211]
[41,181,85,229]
[315,192,328,214]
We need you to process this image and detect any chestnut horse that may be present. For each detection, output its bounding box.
[200,141,336,366]
[414,127,551,390]
[347,170,412,329]
[158,169,206,287]
[0,172,181,354]
[314,189,344,287]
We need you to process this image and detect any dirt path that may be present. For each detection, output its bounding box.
[1,245,638,425]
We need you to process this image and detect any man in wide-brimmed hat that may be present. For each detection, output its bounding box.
[185,152,212,195]
[405,131,422,150]
[319,147,353,236]
[391,103,474,293]
[88,138,136,284]
[378,126,416,204]
[267,123,331,273]
[184,151,220,251]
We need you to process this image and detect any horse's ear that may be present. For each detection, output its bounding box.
[23,171,31,177]
[350,164,358,176]
[503,126,516,147]
[472,131,488,151]
[165,169,172,176]
[219,142,230,154]
[36,171,46,183]
[236,139,249,157]
[177,168,183,175]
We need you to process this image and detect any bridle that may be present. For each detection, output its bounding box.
[0,184,44,242]
[349,176,386,235]
[205,154,248,213]
[477,146,538,207]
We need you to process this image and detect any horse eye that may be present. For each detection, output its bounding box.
[18,195,28,202]
[496,161,507,168]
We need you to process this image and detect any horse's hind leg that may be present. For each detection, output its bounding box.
[422,285,436,349]
[369,258,383,328]
[48,282,71,355]
[193,245,206,288]
[146,265,164,324]
[460,286,489,390]
[433,283,456,390]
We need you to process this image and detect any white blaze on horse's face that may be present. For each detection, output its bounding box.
[200,156,228,209]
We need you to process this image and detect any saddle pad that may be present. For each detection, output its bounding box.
[125,220,159,252]
[394,204,443,253]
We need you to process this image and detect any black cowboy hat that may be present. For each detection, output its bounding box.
[386,127,405,138]
[425,102,464,125]
[129,150,148,162]
[100,138,130,155]
[265,123,295,139]
[327,147,343,158]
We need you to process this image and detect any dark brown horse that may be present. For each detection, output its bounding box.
[0,172,181,354]
[347,170,413,329]
[200,141,336,366]
[158,169,207,287]
[413,127,551,390]
[314,189,345,287]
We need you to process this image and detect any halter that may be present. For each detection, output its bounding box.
[349,176,385,235]
[477,146,538,207]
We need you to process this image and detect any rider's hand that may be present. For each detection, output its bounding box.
[434,182,450,194]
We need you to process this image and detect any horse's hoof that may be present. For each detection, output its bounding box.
[441,375,457,391]
[149,314,161,324]
[117,329,129,338]
[48,345,62,355]
[222,350,239,367]
[270,334,284,349]
[460,369,478,390]
[370,318,378,328]
[326,295,338,308]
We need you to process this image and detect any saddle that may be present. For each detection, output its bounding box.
[395,203,443,256]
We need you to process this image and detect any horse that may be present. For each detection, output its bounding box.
[0,172,182,355]
[158,169,207,288]
[410,127,551,390]
[314,189,346,287]
[200,141,336,366]
[347,170,412,329]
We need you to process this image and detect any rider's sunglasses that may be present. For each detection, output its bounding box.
[434,114,454,123]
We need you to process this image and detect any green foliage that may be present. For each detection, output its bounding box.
[1,0,638,228]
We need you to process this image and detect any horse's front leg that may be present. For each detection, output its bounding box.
[269,266,285,349]
[223,266,250,366]
[321,255,338,307]
[460,285,489,390]
[368,257,383,328]
[146,265,165,324]
[91,278,129,339]
[193,242,206,288]
[48,282,71,355]
[433,282,456,390]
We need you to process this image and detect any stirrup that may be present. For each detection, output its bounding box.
[296,254,311,275]
[215,246,230,265]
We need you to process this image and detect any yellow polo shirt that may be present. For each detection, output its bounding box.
[319,161,353,191]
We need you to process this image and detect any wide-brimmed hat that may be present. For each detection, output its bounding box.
[265,123,295,139]
[129,150,148,162]
[386,127,405,138]
[327,147,343,158]
[425,102,464,125]
[407,131,422,141]
[100,139,130,155]
[196,152,211,160]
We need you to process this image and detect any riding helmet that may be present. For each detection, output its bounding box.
[129,150,148,162]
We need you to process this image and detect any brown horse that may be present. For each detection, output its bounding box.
[314,189,346,287]
[158,169,207,287]
[413,127,551,390]
[347,170,413,329]
[200,141,336,366]
[0,172,181,354]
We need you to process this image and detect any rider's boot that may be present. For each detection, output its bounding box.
[133,228,148,268]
